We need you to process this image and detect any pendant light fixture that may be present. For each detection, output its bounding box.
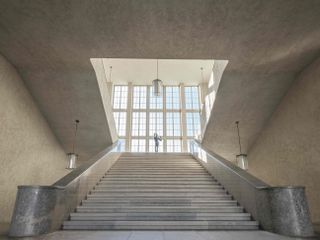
[67,119,80,170]
[152,59,163,97]
[235,121,248,170]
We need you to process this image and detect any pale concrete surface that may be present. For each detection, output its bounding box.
[0,55,69,222]
[248,56,320,223]
[0,1,320,161]
[0,230,318,240]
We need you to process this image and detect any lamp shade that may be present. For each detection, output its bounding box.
[152,79,162,97]
[66,153,78,169]
[236,153,248,170]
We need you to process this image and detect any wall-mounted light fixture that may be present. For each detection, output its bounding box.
[152,59,163,97]
[67,119,80,170]
[235,121,248,170]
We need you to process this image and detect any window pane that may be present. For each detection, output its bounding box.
[166,86,180,110]
[186,112,201,137]
[113,86,128,109]
[149,112,163,136]
[167,139,181,152]
[185,86,199,110]
[118,139,126,152]
[150,86,163,109]
[133,86,147,109]
[113,112,127,136]
[166,112,181,137]
[131,139,146,152]
[132,112,146,136]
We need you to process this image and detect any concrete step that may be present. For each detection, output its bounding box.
[81,202,238,208]
[109,168,205,171]
[86,195,233,200]
[63,220,259,230]
[108,170,207,173]
[90,189,227,193]
[102,175,213,178]
[94,185,224,190]
[83,199,236,204]
[76,206,244,213]
[70,213,251,221]
[88,192,231,198]
[99,179,218,184]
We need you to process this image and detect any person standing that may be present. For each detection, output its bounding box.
[153,133,162,152]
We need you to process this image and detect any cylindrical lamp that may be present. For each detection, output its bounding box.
[152,79,162,97]
[152,59,162,97]
[236,153,248,170]
[66,153,78,169]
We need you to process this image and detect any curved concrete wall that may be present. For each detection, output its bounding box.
[248,56,320,224]
[0,55,69,222]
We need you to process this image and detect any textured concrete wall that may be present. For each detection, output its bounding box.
[248,57,320,223]
[0,55,69,223]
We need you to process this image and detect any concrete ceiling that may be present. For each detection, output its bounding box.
[0,0,319,161]
[100,58,214,85]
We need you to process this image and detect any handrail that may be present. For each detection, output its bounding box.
[189,140,314,237]
[54,141,119,187]
[192,140,269,188]
[9,141,122,237]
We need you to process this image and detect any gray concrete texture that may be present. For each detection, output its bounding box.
[0,55,69,222]
[247,56,320,223]
[0,0,320,161]
[1,230,319,240]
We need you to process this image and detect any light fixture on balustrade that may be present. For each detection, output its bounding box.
[67,119,80,170]
[235,121,248,170]
[152,59,163,97]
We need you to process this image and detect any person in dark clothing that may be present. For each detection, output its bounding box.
[153,133,162,152]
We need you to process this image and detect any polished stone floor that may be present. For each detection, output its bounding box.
[1,230,319,240]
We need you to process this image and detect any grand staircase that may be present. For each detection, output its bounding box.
[63,153,259,230]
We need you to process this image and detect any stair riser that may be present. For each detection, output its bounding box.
[76,209,243,213]
[70,216,251,221]
[94,186,223,190]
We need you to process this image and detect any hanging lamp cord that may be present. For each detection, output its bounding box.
[109,66,112,82]
[236,121,242,155]
[157,59,159,79]
[72,120,80,153]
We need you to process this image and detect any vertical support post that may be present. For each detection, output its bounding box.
[146,85,150,152]
[126,82,133,151]
[163,86,167,152]
[180,83,187,152]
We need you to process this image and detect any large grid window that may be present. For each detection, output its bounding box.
[113,112,127,136]
[186,112,201,137]
[131,139,146,152]
[133,86,147,109]
[112,84,202,152]
[167,139,181,152]
[166,112,181,137]
[113,86,128,109]
[149,112,163,136]
[185,86,199,110]
[150,87,163,109]
[118,139,126,152]
[166,87,180,109]
[132,112,146,136]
